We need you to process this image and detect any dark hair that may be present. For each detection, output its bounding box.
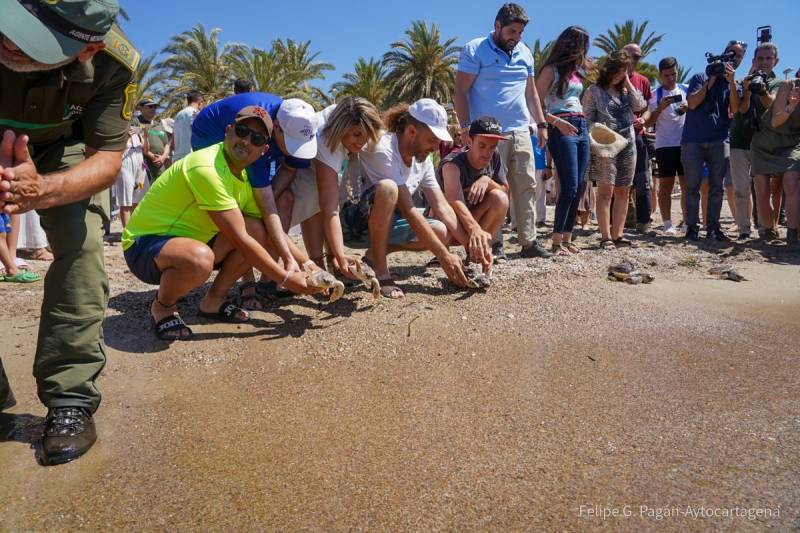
[495,3,529,27]
[233,78,254,94]
[383,104,425,134]
[186,90,203,104]
[596,50,631,90]
[658,57,678,72]
[542,26,589,98]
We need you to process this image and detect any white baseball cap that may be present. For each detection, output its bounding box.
[408,98,453,143]
[276,98,319,159]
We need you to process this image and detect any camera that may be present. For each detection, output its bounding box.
[705,50,736,78]
[748,70,768,95]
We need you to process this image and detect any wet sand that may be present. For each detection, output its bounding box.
[1,224,799,530]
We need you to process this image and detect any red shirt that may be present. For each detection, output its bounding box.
[630,71,652,133]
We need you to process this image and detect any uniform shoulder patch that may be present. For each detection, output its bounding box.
[102,24,141,73]
[122,82,138,120]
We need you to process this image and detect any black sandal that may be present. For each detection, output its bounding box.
[237,281,264,311]
[600,239,616,250]
[197,300,250,323]
[613,237,636,248]
[152,313,193,341]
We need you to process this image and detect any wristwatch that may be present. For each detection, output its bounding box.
[536,122,548,129]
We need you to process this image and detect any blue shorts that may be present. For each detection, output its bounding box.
[0,213,11,234]
[340,187,443,249]
[124,234,222,285]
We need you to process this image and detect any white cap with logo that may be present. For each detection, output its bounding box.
[276,98,319,159]
[408,98,453,143]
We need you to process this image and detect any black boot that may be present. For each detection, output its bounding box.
[41,407,97,466]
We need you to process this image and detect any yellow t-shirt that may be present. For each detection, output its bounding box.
[121,143,261,250]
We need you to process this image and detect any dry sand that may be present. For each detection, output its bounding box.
[1,213,799,531]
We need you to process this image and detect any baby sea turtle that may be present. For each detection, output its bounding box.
[304,262,345,302]
[608,260,655,285]
[347,257,381,299]
[465,262,492,289]
[708,265,747,282]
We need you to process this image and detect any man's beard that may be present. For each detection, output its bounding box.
[0,48,77,72]
[493,34,516,53]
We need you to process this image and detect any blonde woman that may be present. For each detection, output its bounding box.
[288,96,384,276]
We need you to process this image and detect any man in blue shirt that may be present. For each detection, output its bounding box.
[454,3,552,259]
[192,92,319,297]
[681,41,746,241]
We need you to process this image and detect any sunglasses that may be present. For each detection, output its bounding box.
[632,54,642,60]
[234,123,269,147]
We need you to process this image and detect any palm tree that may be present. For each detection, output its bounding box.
[155,24,232,114]
[226,44,290,95]
[132,52,163,107]
[531,38,554,76]
[383,20,460,105]
[677,65,692,84]
[593,20,664,59]
[331,57,391,109]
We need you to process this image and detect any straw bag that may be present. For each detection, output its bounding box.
[589,123,629,159]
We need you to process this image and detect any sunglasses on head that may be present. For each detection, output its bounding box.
[234,123,269,147]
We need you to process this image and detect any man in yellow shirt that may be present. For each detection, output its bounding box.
[122,106,312,340]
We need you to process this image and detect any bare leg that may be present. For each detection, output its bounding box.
[119,206,133,228]
[658,176,676,225]
[783,172,800,231]
[596,183,614,241]
[6,214,20,265]
[473,189,510,237]
[754,174,774,232]
[275,188,294,232]
[700,179,709,228]
[725,185,737,225]
[152,238,215,322]
[678,175,687,224]
[300,212,325,264]
[367,180,399,280]
[770,176,783,228]
[611,186,630,240]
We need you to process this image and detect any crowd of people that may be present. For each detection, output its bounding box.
[0,0,798,466]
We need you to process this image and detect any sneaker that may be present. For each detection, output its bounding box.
[685,225,700,241]
[737,233,751,242]
[761,228,780,241]
[707,229,730,242]
[41,407,97,466]
[678,222,688,233]
[492,241,508,264]
[664,226,677,235]
[519,241,553,259]
[535,221,551,229]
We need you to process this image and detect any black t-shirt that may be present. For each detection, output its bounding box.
[436,149,507,193]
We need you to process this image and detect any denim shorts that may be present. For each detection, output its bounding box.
[123,235,173,285]
[0,213,10,234]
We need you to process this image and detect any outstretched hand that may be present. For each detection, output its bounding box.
[0,131,44,214]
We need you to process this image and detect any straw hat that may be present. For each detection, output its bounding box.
[589,123,629,158]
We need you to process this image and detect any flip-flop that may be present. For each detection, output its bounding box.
[152,313,193,341]
[14,258,30,270]
[2,270,41,283]
[197,299,250,323]
[237,281,265,311]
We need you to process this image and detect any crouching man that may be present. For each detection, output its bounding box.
[437,116,510,267]
[343,99,470,298]
[121,106,312,340]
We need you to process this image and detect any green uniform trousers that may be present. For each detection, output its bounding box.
[0,140,109,413]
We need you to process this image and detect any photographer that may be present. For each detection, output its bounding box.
[731,43,781,240]
[681,41,746,241]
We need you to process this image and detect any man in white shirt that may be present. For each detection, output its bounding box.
[643,57,689,234]
[342,99,469,298]
[171,90,204,161]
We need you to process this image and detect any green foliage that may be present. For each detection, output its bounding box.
[593,20,665,58]
[331,58,391,109]
[677,65,693,84]
[531,38,554,77]
[383,20,460,105]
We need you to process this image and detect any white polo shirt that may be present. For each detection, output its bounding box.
[359,132,439,196]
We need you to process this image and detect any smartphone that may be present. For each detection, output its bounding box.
[757,25,772,44]
[793,79,800,89]
[663,94,682,105]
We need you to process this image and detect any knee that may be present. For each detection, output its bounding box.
[276,189,294,210]
[431,219,447,241]
[487,189,509,211]
[186,245,215,276]
[373,180,399,204]
[244,216,268,244]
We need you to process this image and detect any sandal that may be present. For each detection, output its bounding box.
[550,243,569,256]
[562,241,581,254]
[2,270,41,283]
[378,277,404,299]
[152,313,194,341]
[237,281,265,311]
[613,237,636,248]
[600,239,616,250]
[198,299,250,323]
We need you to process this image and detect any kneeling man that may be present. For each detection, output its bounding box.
[122,107,312,340]
[437,116,509,266]
[344,99,472,298]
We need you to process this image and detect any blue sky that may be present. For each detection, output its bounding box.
[120,0,800,91]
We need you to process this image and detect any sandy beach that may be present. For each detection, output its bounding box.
[1,212,799,531]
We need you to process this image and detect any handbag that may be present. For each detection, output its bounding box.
[589,123,629,159]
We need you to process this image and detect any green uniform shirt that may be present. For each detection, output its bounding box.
[0,27,137,172]
[729,73,781,150]
[121,143,261,250]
